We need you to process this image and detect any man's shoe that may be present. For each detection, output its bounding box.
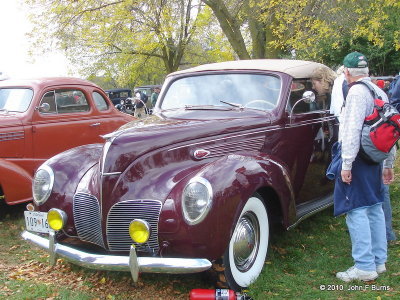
[376,264,386,274]
[336,266,378,282]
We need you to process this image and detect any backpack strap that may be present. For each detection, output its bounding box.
[350,80,381,99]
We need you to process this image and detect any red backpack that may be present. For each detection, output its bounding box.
[351,81,400,164]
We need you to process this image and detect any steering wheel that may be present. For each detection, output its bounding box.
[244,99,275,110]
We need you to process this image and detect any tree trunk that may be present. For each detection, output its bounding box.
[202,0,251,59]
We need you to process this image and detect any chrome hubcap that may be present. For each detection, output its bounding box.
[232,211,260,272]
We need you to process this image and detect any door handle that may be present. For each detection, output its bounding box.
[90,123,101,127]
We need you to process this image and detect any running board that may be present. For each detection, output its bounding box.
[287,194,333,230]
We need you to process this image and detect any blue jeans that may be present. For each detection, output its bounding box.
[383,184,397,241]
[346,203,387,271]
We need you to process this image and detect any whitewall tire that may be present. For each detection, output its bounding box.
[222,194,269,290]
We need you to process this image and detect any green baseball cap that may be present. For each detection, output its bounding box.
[343,51,368,68]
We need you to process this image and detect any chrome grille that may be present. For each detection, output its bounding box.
[203,136,264,158]
[73,192,105,248]
[107,200,162,253]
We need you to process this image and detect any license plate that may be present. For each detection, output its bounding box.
[24,211,50,233]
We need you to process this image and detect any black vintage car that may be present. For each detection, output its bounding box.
[105,88,132,106]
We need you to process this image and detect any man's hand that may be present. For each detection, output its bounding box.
[383,168,394,185]
[341,170,352,184]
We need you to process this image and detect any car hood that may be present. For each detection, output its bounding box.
[102,111,272,174]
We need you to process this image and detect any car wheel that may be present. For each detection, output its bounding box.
[0,193,5,219]
[212,194,270,291]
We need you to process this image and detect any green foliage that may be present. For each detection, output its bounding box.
[203,0,399,73]
[258,0,400,73]
[25,0,234,88]
[24,0,400,85]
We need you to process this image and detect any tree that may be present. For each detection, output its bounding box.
[259,0,400,73]
[203,0,400,73]
[202,0,280,59]
[25,0,231,87]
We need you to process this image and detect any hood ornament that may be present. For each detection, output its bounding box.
[193,149,211,160]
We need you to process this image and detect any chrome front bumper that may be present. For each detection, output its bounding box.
[21,230,212,282]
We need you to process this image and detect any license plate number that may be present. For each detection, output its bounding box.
[24,211,50,233]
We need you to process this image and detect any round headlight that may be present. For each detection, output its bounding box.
[32,165,54,205]
[120,99,125,105]
[182,177,213,225]
[129,219,150,244]
[47,208,67,231]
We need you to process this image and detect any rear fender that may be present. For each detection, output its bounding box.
[0,159,33,205]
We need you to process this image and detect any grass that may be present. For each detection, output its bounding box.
[248,157,400,299]
[1,159,399,299]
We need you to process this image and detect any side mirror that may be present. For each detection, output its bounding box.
[301,91,316,103]
[289,91,316,123]
[37,102,51,113]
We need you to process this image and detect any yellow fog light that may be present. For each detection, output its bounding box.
[129,219,150,244]
[47,208,67,231]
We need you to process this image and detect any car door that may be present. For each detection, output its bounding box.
[90,89,134,136]
[283,79,335,203]
[31,87,105,159]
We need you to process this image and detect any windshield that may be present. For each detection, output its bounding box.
[161,73,281,111]
[0,88,34,112]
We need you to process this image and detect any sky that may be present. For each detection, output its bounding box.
[0,0,74,79]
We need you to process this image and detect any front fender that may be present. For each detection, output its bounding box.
[37,143,103,213]
[159,152,295,260]
[0,159,33,204]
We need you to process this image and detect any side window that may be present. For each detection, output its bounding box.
[288,80,309,114]
[93,92,109,111]
[288,79,331,114]
[55,90,90,113]
[39,91,57,114]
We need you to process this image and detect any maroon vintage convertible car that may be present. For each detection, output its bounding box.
[22,60,336,290]
[0,77,134,211]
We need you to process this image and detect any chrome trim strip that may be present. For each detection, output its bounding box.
[168,127,281,152]
[287,200,333,230]
[101,139,113,175]
[0,131,24,142]
[286,116,336,128]
[21,231,212,276]
[102,172,122,176]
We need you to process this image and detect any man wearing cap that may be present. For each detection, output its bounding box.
[334,51,396,282]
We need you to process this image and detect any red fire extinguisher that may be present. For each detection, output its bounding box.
[189,289,251,300]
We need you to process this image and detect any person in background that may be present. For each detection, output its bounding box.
[376,79,385,90]
[384,73,400,244]
[334,51,394,282]
[310,65,336,110]
[151,87,161,108]
[389,74,400,111]
[330,65,348,119]
[382,148,397,243]
[375,77,398,244]
[134,91,147,118]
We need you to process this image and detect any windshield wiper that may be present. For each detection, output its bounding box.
[220,100,244,109]
[184,104,234,111]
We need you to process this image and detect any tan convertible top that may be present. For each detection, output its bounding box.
[170,59,327,79]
